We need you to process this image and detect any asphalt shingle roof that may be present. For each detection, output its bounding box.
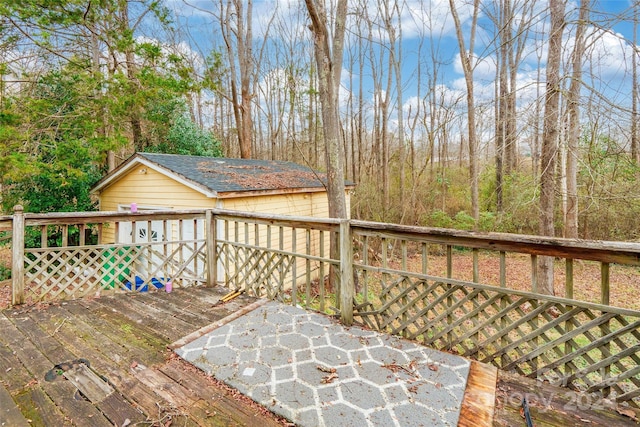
[138,153,330,194]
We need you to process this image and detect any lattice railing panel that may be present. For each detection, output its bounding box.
[217,241,294,300]
[353,267,640,407]
[24,241,206,302]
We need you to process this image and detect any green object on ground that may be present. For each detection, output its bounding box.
[102,246,137,287]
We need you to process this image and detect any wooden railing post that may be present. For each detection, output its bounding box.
[206,209,217,288]
[12,205,25,305]
[340,219,354,326]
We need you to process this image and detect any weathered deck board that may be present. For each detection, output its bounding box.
[459,361,498,426]
[0,336,34,393]
[0,287,288,426]
[493,369,639,426]
[0,313,113,426]
[64,299,168,365]
[27,302,173,416]
[81,293,193,343]
[159,357,280,426]
[13,386,70,427]
[0,384,30,427]
[3,310,141,427]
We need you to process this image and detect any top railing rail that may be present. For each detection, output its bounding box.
[350,220,640,265]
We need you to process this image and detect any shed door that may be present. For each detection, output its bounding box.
[117,205,168,283]
[117,205,166,244]
[180,218,206,282]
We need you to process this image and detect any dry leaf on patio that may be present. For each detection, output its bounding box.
[382,363,401,373]
[428,363,439,372]
[316,365,336,374]
[321,373,338,384]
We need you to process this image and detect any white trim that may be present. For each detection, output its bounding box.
[91,155,218,198]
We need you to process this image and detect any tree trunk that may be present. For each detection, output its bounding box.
[383,1,406,216]
[496,4,507,211]
[565,0,588,239]
[538,0,566,295]
[118,0,143,151]
[304,0,349,312]
[449,0,480,223]
[221,0,254,159]
[632,5,639,164]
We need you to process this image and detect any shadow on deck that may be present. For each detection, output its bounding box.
[0,287,637,426]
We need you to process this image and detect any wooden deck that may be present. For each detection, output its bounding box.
[0,286,637,426]
[493,369,639,426]
[0,286,288,426]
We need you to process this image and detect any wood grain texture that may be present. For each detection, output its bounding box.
[493,369,639,426]
[0,384,30,427]
[0,287,287,426]
[458,360,498,427]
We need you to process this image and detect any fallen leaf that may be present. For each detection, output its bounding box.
[616,406,639,421]
[321,373,338,384]
[428,363,439,372]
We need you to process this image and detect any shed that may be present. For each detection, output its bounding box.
[90,153,354,287]
[92,152,353,214]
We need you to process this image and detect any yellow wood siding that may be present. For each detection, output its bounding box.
[98,167,214,243]
[99,167,212,211]
[220,193,331,286]
[223,193,315,216]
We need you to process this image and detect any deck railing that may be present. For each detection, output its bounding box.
[2,206,640,407]
[1,206,210,305]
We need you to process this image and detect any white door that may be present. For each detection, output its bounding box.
[180,218,206,283]
[117,205,168,287]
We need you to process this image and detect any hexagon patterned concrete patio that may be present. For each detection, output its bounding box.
[175,301,471,427]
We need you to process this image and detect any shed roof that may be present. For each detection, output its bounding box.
[91,153,353,199]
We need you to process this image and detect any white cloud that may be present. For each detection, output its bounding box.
[584,28,631,78]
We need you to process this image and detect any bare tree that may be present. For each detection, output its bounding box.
[565,0,588,239]
[304,0,348,219]
[304,0,348,318]
[220,0,255,158]
[633,3,639,165]
[538,0,567,295]
[449,0,480,222]
[382,0,407,216]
